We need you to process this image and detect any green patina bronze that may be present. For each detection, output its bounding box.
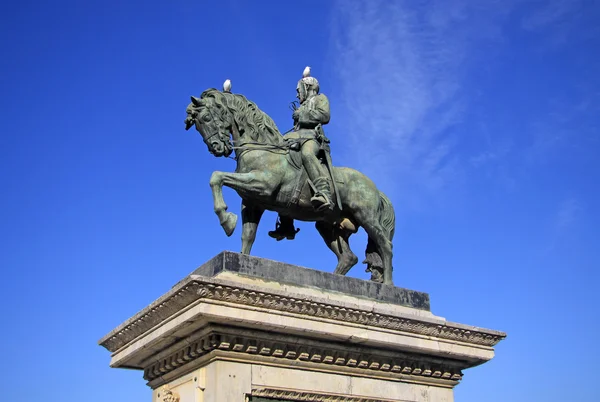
[184,68,395,285]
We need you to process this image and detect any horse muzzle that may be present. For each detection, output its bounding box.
[206,139,233,158]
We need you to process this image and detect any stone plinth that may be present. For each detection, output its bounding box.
[99,251,505,402]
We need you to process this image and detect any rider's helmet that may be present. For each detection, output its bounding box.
[297,66,319,103]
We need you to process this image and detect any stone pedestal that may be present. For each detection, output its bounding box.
[99,252,505,402]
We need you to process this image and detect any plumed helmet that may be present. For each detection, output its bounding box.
[297,66,319,93]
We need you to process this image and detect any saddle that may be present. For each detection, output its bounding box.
[278,131,338,209]
[279,139,308,207]
[281,127,329,170]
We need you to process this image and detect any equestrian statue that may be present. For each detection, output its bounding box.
[184,67,396,285]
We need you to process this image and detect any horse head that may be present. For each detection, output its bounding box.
[184,90,233,157]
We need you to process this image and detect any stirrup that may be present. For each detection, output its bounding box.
[311,194,333,212]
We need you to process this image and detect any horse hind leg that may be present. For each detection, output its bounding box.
[352,191,394,285]
[361,223,393,285]
[363,236,384,283]
[315,221,358,276]
[240,201,264,255]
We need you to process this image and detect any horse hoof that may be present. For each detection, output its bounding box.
[367,265,384,283]
[221,212,238,237]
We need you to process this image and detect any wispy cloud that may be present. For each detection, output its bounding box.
[522,0,575,31]
[328,0,513,210]
[328,0,598,211]
[541,197,584,255]
[525,94,599,167]
[555,197,582,233]
[521,0,598,49]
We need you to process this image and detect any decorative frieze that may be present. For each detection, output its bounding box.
[249,387,400,402]
[143,330,463,383]
[100,279,505,354]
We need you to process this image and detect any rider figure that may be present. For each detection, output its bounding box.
[269,66,333,241]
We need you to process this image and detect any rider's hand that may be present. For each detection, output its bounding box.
[292,109,300,121]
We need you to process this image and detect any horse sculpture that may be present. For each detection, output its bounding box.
[184,87,396,285]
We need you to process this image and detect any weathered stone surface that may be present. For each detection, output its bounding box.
[100,253,506,401]
[190,251,430,311]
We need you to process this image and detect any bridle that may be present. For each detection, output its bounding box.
[197,103,227,147]
[202,128,223,146]
[197,98,292,161]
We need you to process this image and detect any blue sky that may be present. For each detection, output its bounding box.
[1,0,599,401]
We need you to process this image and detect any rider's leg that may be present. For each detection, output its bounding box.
[268,215,299,241]
[301,140,333,211]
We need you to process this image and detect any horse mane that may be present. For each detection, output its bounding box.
[200,89,283,145]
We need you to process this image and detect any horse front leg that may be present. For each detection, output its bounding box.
[209,171,237,236]
[241,201,264,254]
[209,171,271,237]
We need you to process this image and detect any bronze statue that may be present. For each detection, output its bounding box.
[184,67,396,285]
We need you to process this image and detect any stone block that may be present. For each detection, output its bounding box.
[100,252,505,402]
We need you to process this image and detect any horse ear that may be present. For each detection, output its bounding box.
[191,96,202,106]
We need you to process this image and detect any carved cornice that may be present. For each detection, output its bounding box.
[143,330,464,383]
[100,278,505,353]
[250,387,401,402]
[100,282,203,352]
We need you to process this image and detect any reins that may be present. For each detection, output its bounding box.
[227,119,292,160]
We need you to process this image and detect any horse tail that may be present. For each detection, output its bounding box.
[378,191,395,241]
[363,191,395,282]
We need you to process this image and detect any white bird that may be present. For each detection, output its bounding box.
[223,79,232,92]
[303,66,311,78]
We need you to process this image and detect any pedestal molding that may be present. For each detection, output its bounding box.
[100,278,505,354]
[100,254,506,401]
[142,328,464,386]
[249,387,405,402]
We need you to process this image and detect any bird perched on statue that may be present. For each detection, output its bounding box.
[298,66,319,95]
[223,79,232,93]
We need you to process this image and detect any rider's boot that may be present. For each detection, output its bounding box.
[268,216,299,241]
[311,177,333,212]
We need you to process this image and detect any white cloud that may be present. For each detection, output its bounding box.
[555,197,582,232]
[540,196,583,256]
[525,95,599,167]
[522,0,574,31]
[520,0,595,48]
[327,0,515,210]
[328,0,598,211]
